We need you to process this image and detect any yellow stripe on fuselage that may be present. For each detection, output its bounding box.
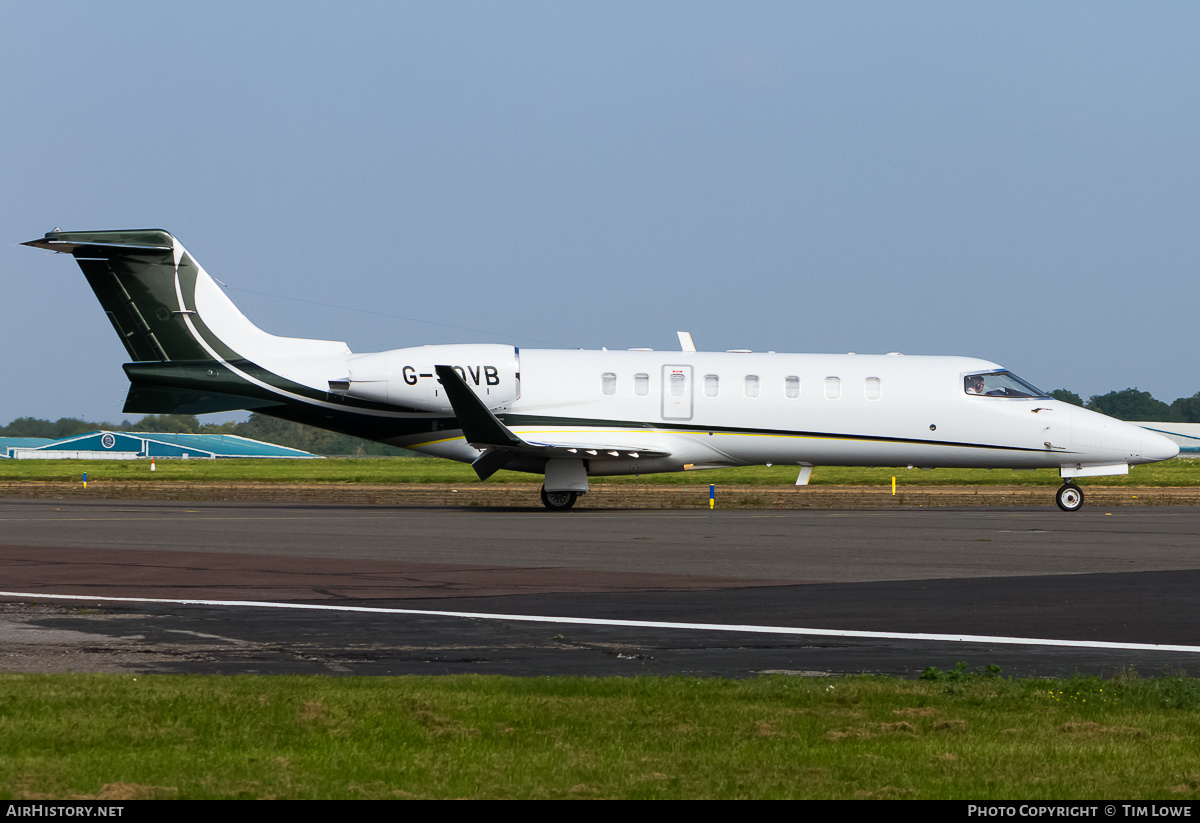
[405,427,927,450]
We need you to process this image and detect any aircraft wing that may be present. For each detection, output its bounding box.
[433,365,669,479]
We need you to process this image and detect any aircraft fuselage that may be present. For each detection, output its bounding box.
[377,348,1169,476]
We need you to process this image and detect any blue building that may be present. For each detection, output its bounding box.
[1,431,319,459]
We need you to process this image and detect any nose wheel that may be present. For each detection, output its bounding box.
[1055,483,1084,512]
[540,487,578,511]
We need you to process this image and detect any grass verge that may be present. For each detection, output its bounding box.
[3,671,1200,799]
[1,456,1198,486]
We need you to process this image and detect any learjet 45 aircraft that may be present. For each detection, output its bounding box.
[23,229,1179,511]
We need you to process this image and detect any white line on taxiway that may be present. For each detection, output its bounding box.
[2,590,1198,654]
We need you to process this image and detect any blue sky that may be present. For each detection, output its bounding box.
[4,2,1199,424]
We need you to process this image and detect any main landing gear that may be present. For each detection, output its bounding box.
[1055,483,1084,512]
[540,486,578,511]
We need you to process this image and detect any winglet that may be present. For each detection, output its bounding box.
[434,365,523,449]
[435,365,525,480]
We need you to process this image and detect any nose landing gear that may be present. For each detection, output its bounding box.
[1055,483,1084,512]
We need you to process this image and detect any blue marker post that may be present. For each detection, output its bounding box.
[709,484,715,510]
[82,472,87,489]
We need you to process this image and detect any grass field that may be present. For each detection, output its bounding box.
[1,455,1197,486]
[3,670,1199,800]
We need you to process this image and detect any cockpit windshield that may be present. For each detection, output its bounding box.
[963,371,1047,398]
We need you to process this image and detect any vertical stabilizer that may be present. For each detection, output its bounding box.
[22,229,349,364]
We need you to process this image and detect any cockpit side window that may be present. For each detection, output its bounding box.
[963,371,1047,398]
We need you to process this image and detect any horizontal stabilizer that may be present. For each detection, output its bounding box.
[22,229,175,255]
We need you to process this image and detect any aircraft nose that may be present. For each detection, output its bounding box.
[1140,428,1180,463]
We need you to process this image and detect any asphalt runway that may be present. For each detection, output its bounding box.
[1,497,1199,679]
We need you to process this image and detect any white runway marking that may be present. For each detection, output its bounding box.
[3,591,1198,654]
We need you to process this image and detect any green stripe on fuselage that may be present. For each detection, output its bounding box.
[496,413,1051,453]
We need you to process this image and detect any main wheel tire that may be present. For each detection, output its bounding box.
[540,487,578,511]
[1056,483,1084,512]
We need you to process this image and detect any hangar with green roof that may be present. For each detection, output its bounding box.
[0,431,319,460]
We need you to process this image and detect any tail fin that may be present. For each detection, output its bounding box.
[22,228,349,364]
[24,228,350,414]
[25,229,200,362]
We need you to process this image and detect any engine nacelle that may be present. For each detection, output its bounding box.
[331,344,520,413]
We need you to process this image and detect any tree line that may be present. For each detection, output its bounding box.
[0,414,415,457]
[1048,388,1200,423]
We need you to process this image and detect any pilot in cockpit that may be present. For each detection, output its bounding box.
[965,375,985,395]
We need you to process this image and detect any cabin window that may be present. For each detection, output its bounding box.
[744,375,760,398]
[704,374,719,397]
[601,372,616,395]
[865,377,881,400]
[669,372,685,397]
[784,376,800,398]
[634,373,649,396]
[824,376,841,400]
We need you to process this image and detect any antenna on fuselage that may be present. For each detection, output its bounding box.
[677,331,696,352]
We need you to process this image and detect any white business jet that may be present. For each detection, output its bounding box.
[23,229,1178,511]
